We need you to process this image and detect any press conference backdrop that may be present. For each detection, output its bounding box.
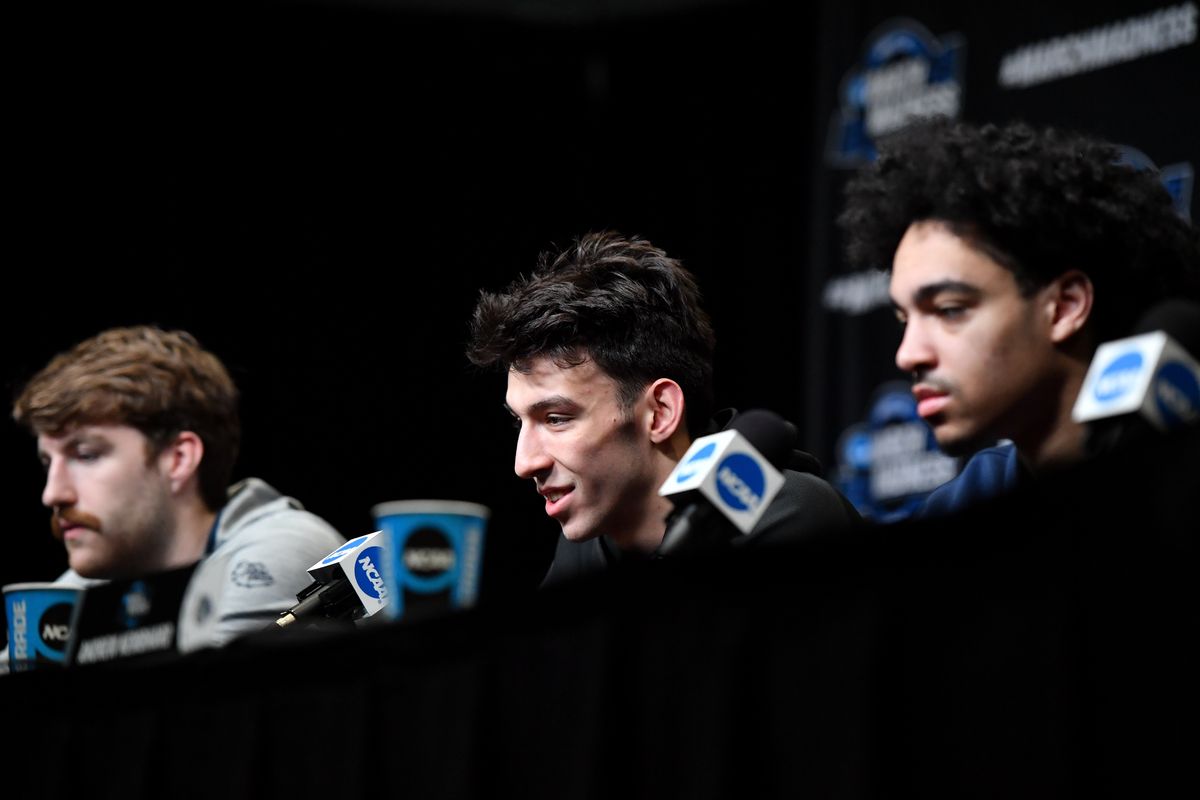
[4,1,1197,607]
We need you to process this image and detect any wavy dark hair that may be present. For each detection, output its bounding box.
[467,231,717,436]
[14,326,240,511]
[839,119,1200,341]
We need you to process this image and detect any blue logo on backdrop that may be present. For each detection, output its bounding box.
[715,453,765,511]
[1154,362,1200,427]
[1094,352,1144,402]
[322,535,368,565]
[1117,145,1194,222]
[833,381,960,522]
[354,546,388,601]
[826,18,965,167]
[676,442,717,482]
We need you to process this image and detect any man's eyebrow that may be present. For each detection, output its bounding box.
[910,280,982,306]
[505,395,580,417]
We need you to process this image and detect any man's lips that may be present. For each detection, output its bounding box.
[538,486,574,517]
[912,385,951,419]
[51,509,102,542]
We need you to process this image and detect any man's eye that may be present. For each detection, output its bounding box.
[936,306,966,320]
[510,417,522,430]
[545,415,570,426]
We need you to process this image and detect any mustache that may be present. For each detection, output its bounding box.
[911,371,955,394]
[50,507,103,541]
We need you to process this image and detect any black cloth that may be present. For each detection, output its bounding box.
[541,467,860,587]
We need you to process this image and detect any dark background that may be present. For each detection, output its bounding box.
[4,0,1197,604]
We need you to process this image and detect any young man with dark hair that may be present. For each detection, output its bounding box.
[12,326,344,648]
[468,231,857,583]
[839,120,1200,513]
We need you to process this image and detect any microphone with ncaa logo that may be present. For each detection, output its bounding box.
[656,409,793,557]
[274,532,390,628]
[1072,299,1200,453]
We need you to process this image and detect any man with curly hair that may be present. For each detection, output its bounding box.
[839,119,1200,513]
[12,326,345,650]
[468,231,858,583]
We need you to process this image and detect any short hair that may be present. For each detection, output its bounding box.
[839,119,1200,341]
[467,231,717,436]
[13,326,240,510]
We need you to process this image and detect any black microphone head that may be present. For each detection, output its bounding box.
[1132,298,1200,356]
[729,409,797,469]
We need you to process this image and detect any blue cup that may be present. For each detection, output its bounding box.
[4,582,82,671]
[371,500,488,621]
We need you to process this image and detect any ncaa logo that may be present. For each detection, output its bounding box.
[715,453,766,512]
[354,546,388,601]
[322,535,369,565]
[1154,362,1200,427]
[1094,352,1143,402]
[676,442,717,483]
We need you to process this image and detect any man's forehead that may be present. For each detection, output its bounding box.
[890,222,1016,302]
[505,356,616,411]
[37,422,141,451]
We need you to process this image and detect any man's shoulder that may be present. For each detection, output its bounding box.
[746,468,862,544]
[919,443,1022,518]
[216,477,343,551]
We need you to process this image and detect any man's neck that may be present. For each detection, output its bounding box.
[1018,363,1089,471]
[163,501,219,569]
[610,431,692,555]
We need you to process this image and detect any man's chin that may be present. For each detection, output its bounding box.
[933,424,1002,459]
[559,524,600,543]
[66,553,114,580]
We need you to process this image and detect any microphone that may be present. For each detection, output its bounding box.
[656,409,793,557]
[1072,299,1200,453]
[274,532,390,628]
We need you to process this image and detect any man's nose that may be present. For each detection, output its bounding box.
[42,459,76,509]
[895,318,936,375]
[514,425,553,479]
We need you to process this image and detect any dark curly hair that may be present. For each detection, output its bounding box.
[839,119,1200,341]
[467,231,717,437]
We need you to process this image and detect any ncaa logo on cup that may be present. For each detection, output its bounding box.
[715,453,766,512]
[1094,351,1144,402]
[1154,362,1200,427]
[354,546,389,601]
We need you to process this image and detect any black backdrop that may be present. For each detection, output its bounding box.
[4,0,825,603]
[4,0,1198,604]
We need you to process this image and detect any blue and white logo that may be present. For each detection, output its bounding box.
[1154,362,1200,427]
[1094,352,1144,402]
[322,535,369,565]
[826,18,965,167]
[676,441,717,483]
[715,453,766,512]
[354,546,388,601]
[1116,145,1193,222]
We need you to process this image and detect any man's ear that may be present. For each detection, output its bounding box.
[645,379,686,444]
[1046,269,1094,344]
[157,431,205,495]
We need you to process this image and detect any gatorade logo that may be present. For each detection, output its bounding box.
[675,442,717,482]
[10,599,28,660]
[1154,362,1200,427]
[322,535,369,565]
[1094,351,1144,402]
[715,453,766,512]
[354,546,389,601]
